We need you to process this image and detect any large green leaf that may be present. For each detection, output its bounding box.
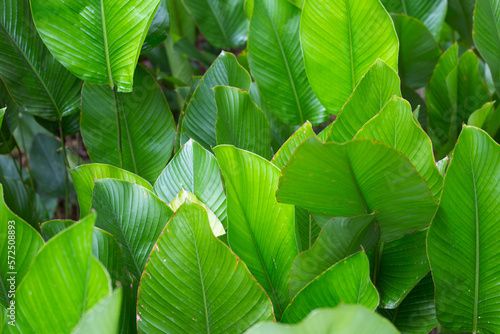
[379,273,438,334]
[278,136,437,242]
[40,219,136,334]
[427,48,490,158]
[81,65,176,183]
[247,304,399,334]
[290,214,379,296]
[381,0,447,39]
[392,14,441,89]
[0,183,44,309]
[321,60,401,143]
[0,0,82,120]
[28,133,70,198]
[446,0,475,47]
[282,251,379,324]
[141,0,170,54]
[474,0,500,95]
[248,0,327,125]
[354,96,443,198]
[92,179,174,280]
[214,145,297,319]
[277,137,436,242]
[300,0,399,113]
[214,86,272,160]
[154,139,227,226]
[71,163,153,218]
[272,121,315,169]
[374,230,430,309]
[427,126,500,333]
[0,156,48,229]
[182,0,248,49]
[15,213,118,333]
[30,0,160,92]
[179,52,251,150]
[137,202,273,333]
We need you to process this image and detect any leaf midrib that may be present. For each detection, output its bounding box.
[100,0,114,87]
[470,149,480,333]
[205,0,230,47]
[261,3,305,123]
[0,23,61,118]
[345,0,356,91]
[192,227,211,333]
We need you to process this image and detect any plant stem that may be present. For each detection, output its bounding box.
[58,118,70,219]
[372,241,385,286]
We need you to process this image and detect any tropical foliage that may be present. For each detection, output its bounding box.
[1,0,500,333]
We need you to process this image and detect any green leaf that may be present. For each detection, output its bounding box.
[277,136,438,242]
[0,156,48,229]
[81,65,176,183]
[30,0,160,92]
[0,183,44,309]
[272,121,316,169]
[468,101,496,129]
[214,86,272,160]
[72,288,122,334]
[427,126,500,332]
[182,0,248,49]
[137,202,273,333]
[0,83,19,154]
[141,0,170,54]
[392,14,441,89]
[294,207,321,253]
[0,108,4,129]
[282,251,379,324]
[248,0,327,125]
[16,213,115,333]
[154,139,227,226]
[29,133,70,197]
[300,0,399,113]
[354,96,443,198]
[0,0,82,120]
[474,0,500,96]
[71,163,153,219]
[381,0,447,39]
[249,83,297,152]
[180,52,251,150]
[40,219,74,241]
[92,179,174,280]
[446,0,475,47]
[322,60,401,143]
[379,273,438,334]
[247,304,400,334]
[169,189,226,237]
[374,230,430,309]
[428,49,490,158]
[214,145,297,319]
[290,214,379,296]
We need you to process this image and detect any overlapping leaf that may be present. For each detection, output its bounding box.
[300,0,399,113]
[137,202,273,333]
[71,163,152,218]
[30,0,160,92]
[214,145,297,319]
[92,179,173,279]
[154,139,227,226]
[248,0,327,125]
[321,60,401,142]
[354,96,443,198]
[290,214,379,296]
[179,52,251,150]
[182,0,248,49]
[427,126,500,332]
[81,65,176,183]
[277,136,437,242]
[0,0,82,120]
[247,305,399,334]
[214,86,272,159]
